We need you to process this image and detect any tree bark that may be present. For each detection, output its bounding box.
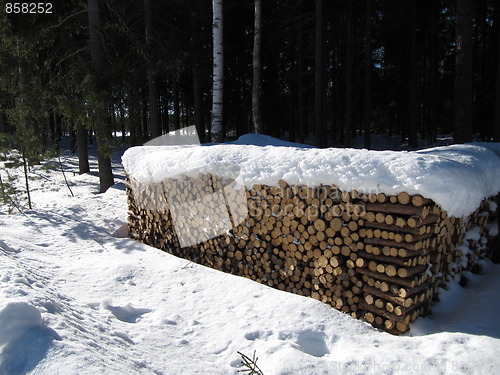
[0,110,5,133]
[69,125,76,153]
[48,110,60,150]
[16,46,32,209]
[252,0,263,134]
[173,80,181,130]
[87,0,103,72]
[130,85,141,146]
[344,1,353,147]
[145,0,160,140]
[119,100,126,144]
[454,0,473,143]
[495,0,500,141]
[314,0,326,148]
[191,0,205,143]
[88,0,114,192]
[142,95,148,137]
[161,91,170,134]
[475,0,488,140]
[297,2,305,143]
[211,0,224,142]
[408,0,418,149]
[184,100,190,127]
[77,122,90,174]
[364,0,372,149]
[428,0,438,145]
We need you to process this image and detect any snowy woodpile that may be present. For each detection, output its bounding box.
[125,171,499,335]
[122,138,500,334]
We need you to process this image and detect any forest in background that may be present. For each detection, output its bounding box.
[1,0,500,193]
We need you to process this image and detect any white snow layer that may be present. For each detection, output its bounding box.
[122,135,500,218]
[1,143,500,374]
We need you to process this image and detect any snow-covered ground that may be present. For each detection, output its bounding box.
[1,141,500,375]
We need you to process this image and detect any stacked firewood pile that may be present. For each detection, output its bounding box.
[126,173,499,335]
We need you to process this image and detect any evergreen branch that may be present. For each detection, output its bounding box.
[0,173,22,214]
[0,173,43,235]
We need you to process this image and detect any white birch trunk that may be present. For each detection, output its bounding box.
[211,0,224,142]
[252,0,262,134]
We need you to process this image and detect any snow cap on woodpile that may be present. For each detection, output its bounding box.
[122,134,500,218]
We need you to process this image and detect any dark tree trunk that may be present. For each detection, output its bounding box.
[173,80,181,130]
[142,97,148,138]
[314,0,327,148]
[454,0,474,143]
[77,122,90,174]
[363,0,372,149]
[495,0,500,141]
[161,92,170,134]
[48,111,61,151]
[69,126,77,153]
[130,85,141,146]
[146,74,160,136]
[48,110,56,150]
[88,0,103,72]
[87,0,114,192]
[184,100,189,128]
[191,0,205,143]
[119,100,126,144]
[344,0,353,147]
[145,0,160,140]
[111,105,117,138]
[408,0,418,149]
[297,2,305,143]
[252,0,263,134]
[0,110,6,133]
[428,0,438,145]
[475,0,488,140]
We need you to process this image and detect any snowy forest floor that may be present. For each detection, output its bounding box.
[0,140,500,375]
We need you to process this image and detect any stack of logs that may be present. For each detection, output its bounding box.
[126,173,499,335]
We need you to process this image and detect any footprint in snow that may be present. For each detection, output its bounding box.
[244,330,272,341]
[102,300,152,323]
[293,329,330,357]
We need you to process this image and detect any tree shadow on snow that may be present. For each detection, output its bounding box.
[110,181,126,191]
[0,326,61,375]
